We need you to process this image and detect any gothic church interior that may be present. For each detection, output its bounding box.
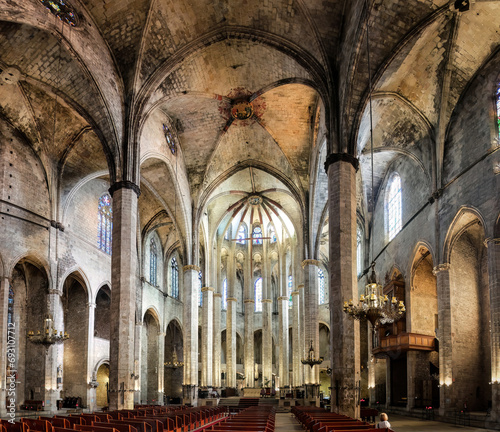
[0,0,499,423]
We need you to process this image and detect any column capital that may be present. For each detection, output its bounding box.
[244,299,255,304]
[87,302,96,309]
[291,291,300,296]
[227,297,237,302]
[262,299,272,303]
[108,180,141,197]
[484,237,500,247]
[277,296,289,301]
[432,263,450,275]
[214,293,222,298]
[297,284,304,289]
[201,286,214,292]
[48,289,62,296]
[302,259,320,269]
[324,153,359,173]
[183,264,201,273]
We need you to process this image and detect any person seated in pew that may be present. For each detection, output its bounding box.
[375,413,391,429]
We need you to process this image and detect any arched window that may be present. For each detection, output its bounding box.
[222,278,228,310]
[318,268,326,304]
[255,278,263,312]
[269,225,277,243]
[236,225,247,244]
[97,193,112,254]
[199,271,203,306]
[357,225,363,277]
[7,286,14,326]
[171,257,179,298]
[386,173,402,241]
[150,238,157,286]
[252,226,263,245]
[288,275,293,309]
[497,84,500,136]
[163,123,176,155]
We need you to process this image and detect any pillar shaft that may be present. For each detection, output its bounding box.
[291,290,301,387]
[278,296,289,388]
[213,293,222,388]
[109,186,138,410]
[327,157,360,418]
[201,287,214,387]
[244,300,255,388]
[262,299,273,386]
[226,297,237,388]
[303,260,320,385]
[182,266,200,389]
[87,302,96,412]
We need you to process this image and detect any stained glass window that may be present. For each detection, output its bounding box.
[269,226,277,243]
[38,0,77,26]
[222,278,228,310]
[318,269,325,304]
[497,84,500,136]
[171,257,179,298]
[288,275,293,309]
[255,278,263,312]
[386,174,402,241]
[150,238,157,286]
[236,225,247,244]
[199,271,203,306]
[163,124,176,155]
[252,226,263,245]
[8,286,14,326]
[357,226,363,277]
[97,193,112,254]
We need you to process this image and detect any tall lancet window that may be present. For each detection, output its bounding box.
[386,173,402,241]
[252,226,263,245]
[269,225,277,243]
[357,225,363,277]
[318,268,325,304]
[150,238,157,286]
[222,278,228,310]
[255,278,263,312]
[236,225,247,244]
[97,193,112,254]
[171,257,179,298]
[199,271,203,306]
[288,275,293,309]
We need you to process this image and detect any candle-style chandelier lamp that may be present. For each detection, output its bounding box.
[301,340,324,368]
[27,315,69,347]
[164,349,184,370]
[344,263,405,328]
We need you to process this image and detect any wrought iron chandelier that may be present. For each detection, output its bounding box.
[343,0,406,329]
[301,340,323,368]
[164,349,184,370]
[27,315,69,347]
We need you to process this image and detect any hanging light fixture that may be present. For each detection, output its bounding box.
[164,325,184,370]
[27,315,69,348]
[343,0,405,330]
[301,340,323,368]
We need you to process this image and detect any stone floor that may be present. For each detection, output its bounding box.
[277,413,500,432]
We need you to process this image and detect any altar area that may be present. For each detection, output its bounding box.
[242,388,262,397]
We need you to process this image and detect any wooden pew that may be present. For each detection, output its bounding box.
[38,417,70,429]
[20,419,52,432]
[0,422,29,432]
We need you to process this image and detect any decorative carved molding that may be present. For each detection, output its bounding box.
[297,284,305,289]
[87,302,96,309]
[484,237,500,248]
[302,259,320,268]
[244,299,255,303]
[277,296,289,301]
[183,265,201,272]
[262,299,272,303]
[213,293,222,298]
[108,180,141,197]
[291,291,300,296]
[227,297,237,302]
[324,153,359,173]
[201,287,214,292]
[48,289,62,296]
[432,263,450,275]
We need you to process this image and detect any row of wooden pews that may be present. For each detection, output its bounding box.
[0,405,226,432]
[206,405,276,432]
[291,406,393,432]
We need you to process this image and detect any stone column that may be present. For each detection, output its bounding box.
[46,289,64,412]
[158,331,165,405]
[385,358,391,409]
[262,298,273,387]
[201,287,214,387]
[326,154,360,418]
[0,276,10,416]
[213,293,222,389]
[302,259,320,390]
[291,289,301,388]
[297,284,305,388]
[109,183,139,410]
[182,265,200,405]
[226,297,237,388]
[406,351,417,411]
[433,263,454,414]
[367,322,376,406]
[134,321,143,404]
[87,302,97,412]
[278,296,289,388]
[487,237,500,422]
[244,299,255,388]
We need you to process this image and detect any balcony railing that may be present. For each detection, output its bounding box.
[373,332,436,356]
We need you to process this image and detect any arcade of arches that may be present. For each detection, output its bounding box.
[0,0,499,424]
